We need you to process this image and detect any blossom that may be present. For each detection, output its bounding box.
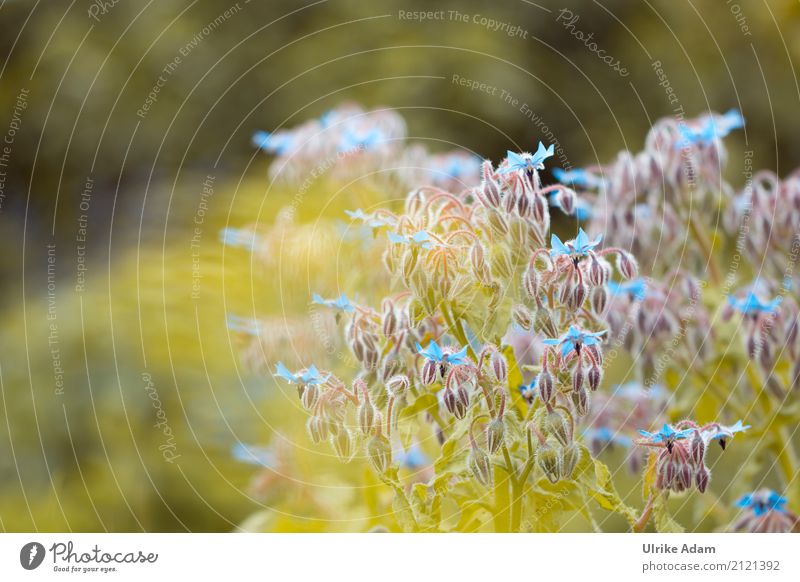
[339,127,383,152]
[638,423,693,444]
[388,230,435,250]
[705,420,750,448]
[274,362,330,386]
[543,325,605,358]
[736,490,788,517]
[727,292,781,314]
[607,278,647,301]
[677,109,744,147]
[312,293,354,312]
[252,130,294,155]
[518,378,538,403]
[231,442,275,468]
[416,340,469,365]
[549,228,603,258]
[497,142,555,174]
[552,167,604,189]
[548,191,594,221]
[344,208,391,229]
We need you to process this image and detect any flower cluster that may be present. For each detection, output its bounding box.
[732,489,798,533]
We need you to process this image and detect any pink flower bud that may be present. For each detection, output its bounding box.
[306,415,328,444]
[588,255,606,286]
[572,365,584,393]
[486,419,505,453]
[491,351,508,383]
[571,385,589,416]
[522,265,538,299]
[386,374,409,398]
[504,190,518,214]
[587,363,602,391]
[571,282,587,309]
[557,187,576,215]
[616,251,638,280]
[517,193,531,217]
[695,465,710,493]
[382,300,397,337]
[538,370,555,404]
[532,193,548,223]
[591,286,608,314]
[358,400,377,435]
[468,446,493,487]
[421,359,437,385]
[301,384,320,410]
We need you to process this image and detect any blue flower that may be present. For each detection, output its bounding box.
[388,230,435,250]
[584,426,633,448]
[552,167,603,189]
[219,227,258,250]
[416,340,469,365]
[638,423,693,444]
[497,142,555,174]
[518,377,538,402]
[395,442,430,469]
[312,293,354,312]
[706,420,751,445]
[542,325,606,358]
[727,292,781,314]
[549,228,603,258]
[231,442,275,468]
[436,154,482,180]
[547,191,594,221]
[252,130,293,155]
[677,109,744,147]
[344,208,391,229]
[226,314,261,336]
[339,127,383,152]
[736,490,788,517]
[274,362,330,386]
[607,279,648,301]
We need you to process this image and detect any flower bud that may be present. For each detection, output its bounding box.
[560,443,581,479]
[559,279,574,306]
[491,351,508,383]
[536,445,561,484]
[517,192,531,217]
[590,286,608,314]
[571,282,587,309]
[572,365,584,393]
[381,355,400,383]
[306,415,328,444]
[421,359,437,385]
[616,251,638,280]
[486,419,505,454]
[504,190,518,214]
[481,177,501,208]
[695,465,710,493]
[386,374,410,399]
[571,385,589,416]
[538,371,555,404]
[487,209,509,236]
[588,255,606,287]
[690,430,705,465]
[470,243,486,274]
[534,309,559,338]
[468,447,493,487]
[301,384,320,410]
[587,363,602,392]
[512,304,533,331]
[382,249,396,274]
[522,265,538,299]
[402,249,419,281]
[532,192,547,223]
[677,463,693,491]
[358,400,377,435]
[546,410,571,446]
[382,300,397,337]
[332,428,355,463]
[367,435,392,474]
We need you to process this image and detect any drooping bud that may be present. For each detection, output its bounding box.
[485,419,505,454]
[538,371,555,404]
[522,265,538,299]
[616,251,638,280]
[590,286,608,314]
[517,192,531,217]
[545,410,571,446]
[571,282,587,309]
[480,176,501,208]
[487,209,509,236]
[532,192,547,223]
[572,365,584,393]
[367,435,392,474]
[332,428,355,463]
[571,385,589,416]
[381,355,400,383]
[588,254,606,287]
[512,304,533,331]
[677,463,693,491]
[491,351,508,383]
[695,465,710,493]
[587,363,602,391]
[385,374,410,399]
[301,384,320,410]
[402,249,419,281]
[306,415,328,444]
[534,309,559,338]
[560,443,581,479]
[690,430,705,465]
[358,399,377,435]
[421,359,437,385]
[556,187,576,215]
[470,243,486,275]
[381,299,397,337]
[536,445,561,484]
[504,190,518,214]
[468,447,493,487]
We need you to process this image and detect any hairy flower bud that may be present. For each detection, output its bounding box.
[571,282,587,310]
[590,286,608,314]
[534,309,559,338]
[511,304,533,331]
[481,177,501,208]
[301,384,320,410]
[381,355,400,383]
[421,359,437,385]
[382,300,397,337]
[572,365,584,393]
[538,371,555,404]
[532,192,547,223]
[690,430,705,465]
[504,190,518,215]
[468,446,493,487]
[537,445,561,484]
[571,385,589,416]
[491,351,508,383]
[367,435,392,474]
[306,415,328,444]
[546,411,571,446]
[588,255,607,287]
[587,363,602,391]
[522,265,538,299]
[517,192,531,217]
[332,428,355,463]
[402,249,419,281]
[386,374,410,399]
[358,400,377,435]
[470,242,486,274]
[487,209,509,236]
[616,251,638,280]
[486,419,505,454]
[695,465,710,493]
[560,443,581,479]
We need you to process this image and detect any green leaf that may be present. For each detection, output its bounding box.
[653,494,684,533]
[392,493,417,532]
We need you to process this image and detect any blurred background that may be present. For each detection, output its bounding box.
[0,0,798,531]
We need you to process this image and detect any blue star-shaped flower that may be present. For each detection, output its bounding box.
[339,127,384,152]
[497,142,555,174]
[677,109,744,147]
[388,230,435,250]
[607,279,648,301]
[518,377,538,402]
[549,228,603,258]
[736,490,789,517]
[706,420,751,443]
[638,423,693,443]
[395,442,430,469]
[252,130,293,155]
[727,292,781,314]
[542,325,606,358]
[552,167,604,189]
[274,362,330,386]
[416,340,469,365]
[231,442,275,468]
[311,293,354,313]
